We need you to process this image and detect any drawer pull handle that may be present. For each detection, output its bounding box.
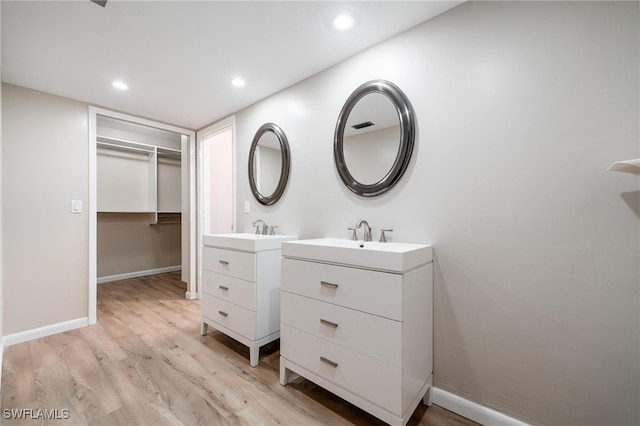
[218,285,229,291]
[219,260,229,266]
[320,281,338,289]
[218,311,228,317]
[320,319,338,328]
[320,356,338,368]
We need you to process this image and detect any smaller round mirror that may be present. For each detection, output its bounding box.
[248,123,291,205]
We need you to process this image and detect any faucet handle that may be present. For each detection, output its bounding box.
[348,227,358,241]
[269,225,278,235]
[253,224,261,235]
[379,228,393,243]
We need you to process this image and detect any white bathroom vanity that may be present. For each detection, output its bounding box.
[279,238,433,426]
[201,233,297,367]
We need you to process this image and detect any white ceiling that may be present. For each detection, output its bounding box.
[1,1,463,130]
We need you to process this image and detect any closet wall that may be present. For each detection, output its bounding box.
[96,116,182,281]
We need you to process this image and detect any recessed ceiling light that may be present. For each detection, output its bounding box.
[112,81,128,90]
[332,13,355,31]
[231,77,246,87]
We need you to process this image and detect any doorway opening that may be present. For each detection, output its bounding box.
[197,117,235,298]
[88,107,197,324]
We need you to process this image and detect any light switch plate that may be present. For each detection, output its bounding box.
[244,200,250,214]
[71,200,82,214]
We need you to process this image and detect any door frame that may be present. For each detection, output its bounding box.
[88,106,197,324]
[196,116,236,299]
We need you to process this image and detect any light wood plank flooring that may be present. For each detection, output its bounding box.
[1,272,478,426]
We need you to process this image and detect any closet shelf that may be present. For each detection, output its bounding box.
[607,158,640,175]
[97,211,181,226]
[152,212,182,226]
[97,133,181,215]
[97,135,181,158]
[98,210,157,214]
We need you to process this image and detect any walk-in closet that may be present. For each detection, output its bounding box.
[96,116,183,284]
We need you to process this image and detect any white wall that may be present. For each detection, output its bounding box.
[2,84,89,335]
[0,1,4,363]
[232,2,639,424]
[202,126,234,234]
[96,213,181,278]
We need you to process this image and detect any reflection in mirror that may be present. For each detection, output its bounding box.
[253,131,282,196]
[248,123,290,206]
[343,93,400,185]
[334,80,415,197]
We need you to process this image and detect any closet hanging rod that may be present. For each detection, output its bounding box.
[97,141,155,155]
[97,135,181,157]
[97,135,158,151]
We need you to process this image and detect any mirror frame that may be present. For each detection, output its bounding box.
[334,80,416,197]
[248,122,291,206]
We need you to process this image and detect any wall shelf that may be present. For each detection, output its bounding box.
[97,211,157,214]
[607,158,640,175]
[153,212,182,226]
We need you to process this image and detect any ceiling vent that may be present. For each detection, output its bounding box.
[351,121,375,130]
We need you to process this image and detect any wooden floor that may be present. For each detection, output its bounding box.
[1,272,478,426]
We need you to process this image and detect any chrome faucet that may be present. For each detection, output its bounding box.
[252,219,268,235]
[355,219,372,242]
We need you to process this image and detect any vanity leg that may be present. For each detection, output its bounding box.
[249,345,259,367]
[279,357,289,386]
[200,322,208,336]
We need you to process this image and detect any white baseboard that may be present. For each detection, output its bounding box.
[184,291,198,300]
[3,317,89,347]
[433,387,529,426]
[97,265,181,284]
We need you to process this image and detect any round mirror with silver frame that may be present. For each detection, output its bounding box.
[248,123,291,206]
[334,80,416,197]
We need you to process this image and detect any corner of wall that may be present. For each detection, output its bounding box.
[1,0,5,389]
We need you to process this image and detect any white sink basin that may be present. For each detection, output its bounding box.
[202,233,298,252]
[281,238,432,272]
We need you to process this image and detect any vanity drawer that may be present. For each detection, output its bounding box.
[282,258,402,321]
[202,294,256,340]
[281,292,401,367]
[281,324,402,415]
[202,270,256,311]
[203,247,256,282]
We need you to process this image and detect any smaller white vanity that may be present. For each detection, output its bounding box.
[201,233,297,367]
[279,238,433,426]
